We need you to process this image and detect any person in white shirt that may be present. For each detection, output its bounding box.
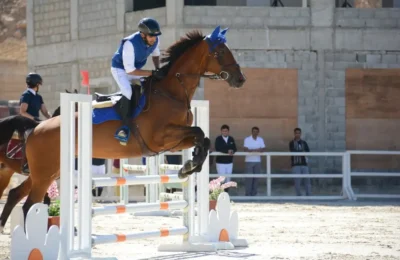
[243,126,266,196]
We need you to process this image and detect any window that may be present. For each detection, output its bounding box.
[184,0,217,5]
[133,0,166,11]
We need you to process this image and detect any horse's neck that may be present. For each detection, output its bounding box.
[162,46,208,104]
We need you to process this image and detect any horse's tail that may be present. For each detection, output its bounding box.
[0,115,39,147]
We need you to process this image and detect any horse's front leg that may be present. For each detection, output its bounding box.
[164,126,210,179]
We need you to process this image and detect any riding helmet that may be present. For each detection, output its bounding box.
[138,17,162,36]
[26,72,43,88]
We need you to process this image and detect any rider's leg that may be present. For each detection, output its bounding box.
[20,141,29,174]
[111,68,137,144]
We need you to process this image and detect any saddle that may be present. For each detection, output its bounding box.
[94,92,123,103]
[6,130,32,174]
[92,84,142,110]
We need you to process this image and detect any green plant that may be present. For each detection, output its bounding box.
[209,176,237,201]
[48,200,60,217]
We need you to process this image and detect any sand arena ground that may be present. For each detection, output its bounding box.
[0,200,399,260]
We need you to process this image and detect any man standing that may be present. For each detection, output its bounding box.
[243,126,265,196]
[289,127,311,196]
[215,124,237,184]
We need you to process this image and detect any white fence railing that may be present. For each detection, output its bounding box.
[76,150,400,202]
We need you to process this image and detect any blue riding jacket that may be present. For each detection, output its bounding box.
[111,32,159,70]
[19,89,43,118]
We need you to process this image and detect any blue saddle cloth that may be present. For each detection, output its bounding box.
[92,94,146,125]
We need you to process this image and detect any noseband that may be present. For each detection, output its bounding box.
[201,49,239,81]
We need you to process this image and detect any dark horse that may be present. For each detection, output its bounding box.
[0,89,78,233]
[0,26,246,230]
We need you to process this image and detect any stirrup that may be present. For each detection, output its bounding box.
[114,126,131,146]
[22,164,30,174]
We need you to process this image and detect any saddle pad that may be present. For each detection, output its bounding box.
[92,94,146,125]
[6,139,23,160]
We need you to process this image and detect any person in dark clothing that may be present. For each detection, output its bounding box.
[289,127,311,196]
[75,158,106,197]
[19,72,51,173]
[214,124,237,184]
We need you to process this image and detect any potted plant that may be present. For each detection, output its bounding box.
[209,176,237,211]
[47,181,60,229]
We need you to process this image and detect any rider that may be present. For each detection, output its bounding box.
[19,72,51,173]
[19,72,51,122]
[111,17,165,145]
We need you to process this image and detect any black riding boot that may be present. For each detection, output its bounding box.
[21,144,29,174]
[115,95,135,145]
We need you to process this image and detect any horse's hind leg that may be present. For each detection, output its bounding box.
[0,176,32,234]
[0,167,15,200]
[22,176,55,226]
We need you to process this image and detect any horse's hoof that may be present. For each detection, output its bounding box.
[178,170,188,179]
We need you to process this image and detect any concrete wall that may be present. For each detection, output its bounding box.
[26,0,400,175]
[0,60,27,100]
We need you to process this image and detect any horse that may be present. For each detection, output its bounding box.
[0,25,246,227]
[0,89,78,233]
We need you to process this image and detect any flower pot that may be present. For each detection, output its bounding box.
[209,200,217,211]
[47,216,60,230]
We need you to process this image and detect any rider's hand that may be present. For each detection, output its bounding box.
[33,117,41,122]
[151,69,165,80]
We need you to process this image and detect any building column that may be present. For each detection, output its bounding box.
[309,0,335,27]
[166,0,183,26]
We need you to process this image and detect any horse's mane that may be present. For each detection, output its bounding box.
[158,30,205,75]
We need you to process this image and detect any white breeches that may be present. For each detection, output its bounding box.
[111,67,141,100]
[216,163,233,183]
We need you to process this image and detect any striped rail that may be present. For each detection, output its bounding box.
[92,201,188,217]
[93,227,188,245]
[122,164,147,172]
[92,175,188,187]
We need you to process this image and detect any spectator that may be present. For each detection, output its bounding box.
[91,158,106,197]
[289,127,311,196]
[74,157,106,197]
[243,126,265,196]
[215,124,237,185]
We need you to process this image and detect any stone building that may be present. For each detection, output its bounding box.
[26,0,400,183]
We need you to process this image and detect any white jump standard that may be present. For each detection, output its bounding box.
[56,94,247,259]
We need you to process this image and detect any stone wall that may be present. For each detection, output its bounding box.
[33,0,70,45]
[25,0,400,183]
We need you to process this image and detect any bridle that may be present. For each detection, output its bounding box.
[173,42,239,123]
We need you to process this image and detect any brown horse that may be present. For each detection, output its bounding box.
[0,26,245,227]
[0,89,78,233]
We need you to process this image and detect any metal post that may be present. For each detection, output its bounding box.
[59,93,93,259]
[59,93,75,260]
[266,154,271,196]
[194,102,210,236]
[120,158,129,205]
[77,99,93,256]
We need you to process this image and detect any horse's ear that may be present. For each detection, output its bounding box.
[220,27,229,35]
[210,25,221,40]
[74,89,78,93]
[65,89,70,93]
